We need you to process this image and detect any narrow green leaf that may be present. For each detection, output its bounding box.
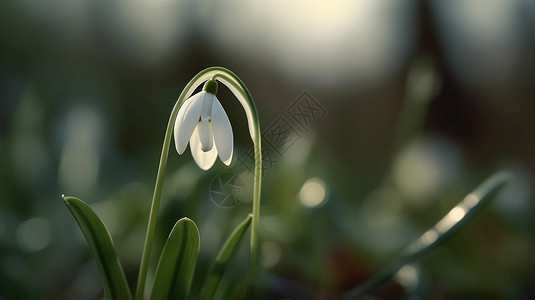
[63,195,132,300]
[150,218,200,300]
[200,214,253,300]
[343,171,511,299]
[403,171,511,258]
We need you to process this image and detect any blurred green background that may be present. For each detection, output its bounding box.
[1,0,534,299]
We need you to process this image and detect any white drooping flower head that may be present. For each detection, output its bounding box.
[173,80,233,170]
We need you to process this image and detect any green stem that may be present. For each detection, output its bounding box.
[251,131,262,278]
[135,67,262,299]
[135,100,174,300]
[210,69,262,276]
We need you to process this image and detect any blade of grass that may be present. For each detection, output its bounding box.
[150,218,200,300]
[200,214,253,300]
[63,195,132,300]
[343,171,511,299]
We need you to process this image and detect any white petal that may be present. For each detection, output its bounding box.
[211,97,234,165]
[201,93,214,122]
[190,127,217,170]
[198,119,213,151]
[174,92,203,154]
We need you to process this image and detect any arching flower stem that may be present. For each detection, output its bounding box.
[135,67,262,299]
[209,70,262,281]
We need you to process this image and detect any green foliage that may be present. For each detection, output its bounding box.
[343,171,511,298]
[150,218,200,300]
[63,196,132,300]
[200,214,253,300]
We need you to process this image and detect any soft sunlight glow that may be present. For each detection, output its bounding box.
[448,207,466,223]
[299,178,328,207]
[18,0,191,63]
[408,228,438,254]
[395,265,419,291]
[421,230,438,246]
[11,89,48,184]
[464,194,479,208]
[58,108,102,196]
[261,241,282,269]
[16,217,51,252]
[393,137,461,203]
[201,0,416,86]
[436,206,466,233]
[431,0,522,86]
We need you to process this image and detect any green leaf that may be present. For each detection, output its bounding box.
[343,171,511,299]
[150,218,200,300]
[200,214,253,300]
[63,195,132,300]
[402,171,511,258]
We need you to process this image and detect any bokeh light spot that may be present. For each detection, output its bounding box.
[395,265,419,291]
[299,178,328,207]
[393,137,461,203]
[448,207,466,223]
[16,217,51,252]
[261,241,282,269]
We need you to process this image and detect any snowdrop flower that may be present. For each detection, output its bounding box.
[173,80,233,170]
